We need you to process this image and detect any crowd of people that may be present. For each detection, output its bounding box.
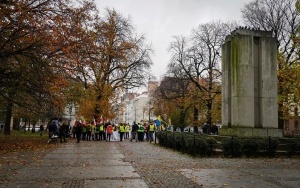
[46,119,157,144]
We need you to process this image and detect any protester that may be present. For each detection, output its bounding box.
[119,123,125,141]
[47,120,58,143]
[148,121,156,142]
[86,122,92,141]
[137,123,144,142]
[125,123,130,139]
[113,124,119,141]
[39,124,44,136]
[106,123,113,142]
[94,123,100,140]
[59,121,67,143]
[99,123,105,141]
[130,122,138,142]
[144,123,149,141]
[74,121,83,143]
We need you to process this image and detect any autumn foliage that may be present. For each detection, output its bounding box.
[0,0,152,134]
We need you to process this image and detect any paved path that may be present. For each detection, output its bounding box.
[1,138,300,188]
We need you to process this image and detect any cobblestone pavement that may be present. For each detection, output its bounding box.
[0,138,300,188]
[116,139,300,188]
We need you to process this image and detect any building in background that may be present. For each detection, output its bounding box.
[115,81,158,124]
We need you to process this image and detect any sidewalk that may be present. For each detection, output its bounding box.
[1,138,300,188]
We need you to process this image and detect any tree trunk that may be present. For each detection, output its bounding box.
[278,102,284,129]
[179,108,185,127]
[206,100,213,134]
[193,106,199,133]
[4,100,13,135]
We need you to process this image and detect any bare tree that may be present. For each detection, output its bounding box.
[242,0,300,64]
[168,21,235,132]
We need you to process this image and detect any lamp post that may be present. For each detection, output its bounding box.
[68,104,72,121]
[143,105,147,121]
[148,100,151,123]
[133,99,137,123]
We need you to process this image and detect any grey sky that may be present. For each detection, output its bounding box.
[95,0,251,81]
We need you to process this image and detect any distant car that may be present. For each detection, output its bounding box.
[23,126,40,132]
[184,127,194,132]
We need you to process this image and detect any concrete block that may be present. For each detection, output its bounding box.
[222,29,279,133]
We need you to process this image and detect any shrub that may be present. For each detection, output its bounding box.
[185,136,208,157]
[173,133,186,152]
[195,138,209,157]
[242,139,259,157]
[204,137,217,157]
[285,139,300,157]
[185,137,196,155]
[221,137,242,158]
[157,132,167,147]
[260,137,279,157]
[166,133,175,149]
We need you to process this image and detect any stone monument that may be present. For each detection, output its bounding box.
[221,28,282,137]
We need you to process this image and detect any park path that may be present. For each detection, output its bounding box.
[0,137,300,188]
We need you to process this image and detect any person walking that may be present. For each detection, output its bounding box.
[119,123,125,142]
[106,123,113,142]
[94,123,100,140]
[125,123,130,139]
[148,121,156,142]
[137,123,144,142]
[47,120,58,143]
[39,124,44,136]
[71,126,76,138]
[130,122,138,142]
[86,122,92,141]
[144,123,149,141]
[113,124,119,141]
[99,123,105,141]
[59,121,67,143]
[74,121,83,143]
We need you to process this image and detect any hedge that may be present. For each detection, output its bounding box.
[156,132,300,158]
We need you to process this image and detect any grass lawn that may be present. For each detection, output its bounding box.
[0,130,58,154]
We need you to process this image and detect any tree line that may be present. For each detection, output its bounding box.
[152,0,300,132]
[0,0,152,135]
[1,0,300,135]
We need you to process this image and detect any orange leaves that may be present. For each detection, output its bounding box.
[0,132,57,155]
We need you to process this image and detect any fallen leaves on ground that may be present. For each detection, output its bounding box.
[0,131,58,166]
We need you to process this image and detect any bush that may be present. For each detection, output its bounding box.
[204,137,217,157]
[285,139,300,157]
[194,138,209,157]
[185,137,195,155]
[259,137,279,157]
[157,132,167,147]
[221,137,242,158]
[185,136,208,157]
[173,133,186,152]
[242,139,259,157]
[157,132,289,158]
[165,133,175,149]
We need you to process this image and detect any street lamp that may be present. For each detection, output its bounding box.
[143,105,147,121]
[148,100,151,123]
[68,104,72,121]
[133,99,138,122]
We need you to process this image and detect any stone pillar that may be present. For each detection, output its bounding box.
[221,28,281,137]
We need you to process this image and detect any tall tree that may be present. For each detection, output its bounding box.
[0,0,98,134]
[167,21,235,131]
[74,8,153,120]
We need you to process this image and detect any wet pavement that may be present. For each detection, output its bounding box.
[1,138,300,188]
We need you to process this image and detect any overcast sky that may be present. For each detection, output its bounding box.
[95,0,251,82]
